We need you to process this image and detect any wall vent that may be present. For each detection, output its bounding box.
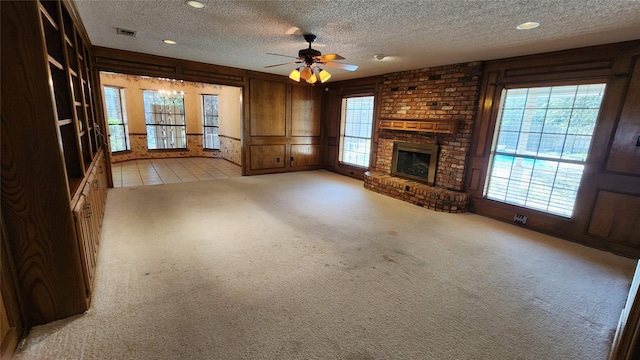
[116,28,137,37]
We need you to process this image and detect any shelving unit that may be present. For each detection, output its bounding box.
[1,0,108,329]
[39,0,101,195]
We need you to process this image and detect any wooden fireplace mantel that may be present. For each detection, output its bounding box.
[378,118,459,134]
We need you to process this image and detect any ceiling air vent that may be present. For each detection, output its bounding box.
[116,28,137,37]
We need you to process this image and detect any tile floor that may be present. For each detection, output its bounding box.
[111,158,242,188]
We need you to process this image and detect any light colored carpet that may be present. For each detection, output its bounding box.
[16,170,636,359]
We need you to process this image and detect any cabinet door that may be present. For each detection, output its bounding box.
[250,145,286,170]
[73,194,92,297]
[290,144,321,168]
[73,184,99,298]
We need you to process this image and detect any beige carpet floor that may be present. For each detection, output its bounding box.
[16,170,636,359]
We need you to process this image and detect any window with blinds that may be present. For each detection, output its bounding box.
[202,94,219,150]
[143,90,186,150]
[103,86,129,152]
[484,83,606,217]
[339,96,375,167]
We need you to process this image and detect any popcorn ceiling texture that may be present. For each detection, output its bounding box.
[75,1,640,82]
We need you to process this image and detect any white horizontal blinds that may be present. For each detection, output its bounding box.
[143,90,187,149]
[485,83,606,217]
[104,86,128,152]
[202,95,219,150]
[340,96,374,167]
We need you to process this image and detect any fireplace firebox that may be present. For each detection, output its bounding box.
[391,142,438,185]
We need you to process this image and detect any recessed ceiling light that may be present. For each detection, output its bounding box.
[163,39,177,45]
[373,54,386,60]
[186,0,205,8]
[516,21,540,30]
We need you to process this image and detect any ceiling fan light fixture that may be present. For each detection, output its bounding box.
[319,69,331,83]
[289,69,301,82]
[307,73,318,84]
[300,66,313,81]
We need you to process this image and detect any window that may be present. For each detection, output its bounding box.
[143,90,186,149]
[339,96,375,167]
[103,86,129,152]
[202,94,219,150]
[484,83,606,217]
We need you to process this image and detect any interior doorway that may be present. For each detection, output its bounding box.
[98,72,243,186]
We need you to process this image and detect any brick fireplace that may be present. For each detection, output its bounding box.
[364,62,482,213]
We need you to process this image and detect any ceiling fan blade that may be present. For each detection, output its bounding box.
[316,53,345,62]
[264,61,300,68]
[267,53,300,59]
[322,61,359,71]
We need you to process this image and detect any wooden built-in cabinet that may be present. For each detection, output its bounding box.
[246,77,322,174]
[72,153,109,301]
[1,0,108,338]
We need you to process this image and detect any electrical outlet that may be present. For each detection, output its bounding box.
[514,214,527,224]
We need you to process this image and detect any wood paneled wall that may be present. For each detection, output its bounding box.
[466,40,640,258]
[244,76,323,175]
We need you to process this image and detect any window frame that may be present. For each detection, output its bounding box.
[103,85,130,153]
[483,81,607,218]
[143,89,187,150]
[201,94,220,150]
[338,95,376,169]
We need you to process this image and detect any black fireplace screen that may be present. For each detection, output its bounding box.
[391,142,438,185]
[397,150,431,179]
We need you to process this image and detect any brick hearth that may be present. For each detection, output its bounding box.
[364,172,470,213]
[364,62,481,213]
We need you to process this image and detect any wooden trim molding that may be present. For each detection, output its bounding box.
[92,47,246,87]
[219,134,241,141]
[378,118,459,134]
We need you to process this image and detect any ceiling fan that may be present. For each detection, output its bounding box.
[265,34,358,84]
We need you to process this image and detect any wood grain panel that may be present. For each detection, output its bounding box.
[473,71,501,158]
[249,78,286,136]
[291,145,321,168]
[588,191,640,247]
[291,85,321,136]
[467,168,482,192]
[378,119,459,134]
[606,57,640,175]
[250,145,286,170]
[505,59,613,78]
[1,221,23,358]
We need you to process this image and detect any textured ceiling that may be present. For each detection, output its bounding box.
[74,0,640,82]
